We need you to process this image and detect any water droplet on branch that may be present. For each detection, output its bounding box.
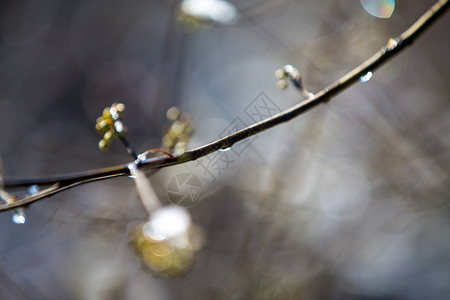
[360,71,373,83]
[27,185,39,194]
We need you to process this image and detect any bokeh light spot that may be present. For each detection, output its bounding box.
[360,0,395,18]
[179,0,238,25]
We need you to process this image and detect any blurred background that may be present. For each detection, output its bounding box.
[0,0,449,299]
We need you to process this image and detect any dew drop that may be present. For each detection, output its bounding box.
[219,147,231,152]
[12,208,26,224]
[127,163,137,178]
[360,71,373,83]
[27,185,39,194]
[134,153,148,165]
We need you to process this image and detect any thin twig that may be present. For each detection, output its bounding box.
[119,136,139,160]
[1,0,449,212]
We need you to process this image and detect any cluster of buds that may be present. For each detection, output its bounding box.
[95,103,127,151]
[162,107,194,154]
[275,65,313,98]
[131,206,204,277]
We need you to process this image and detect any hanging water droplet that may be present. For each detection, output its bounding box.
[219,147,231,152]
[12,208,26,224]
[27,185,39,194]
[360,71,373,83]
[127,162,137,178]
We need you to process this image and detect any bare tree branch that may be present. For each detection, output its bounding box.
[1,0,449,212]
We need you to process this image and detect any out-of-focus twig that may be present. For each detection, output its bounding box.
[1,0,449,212]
